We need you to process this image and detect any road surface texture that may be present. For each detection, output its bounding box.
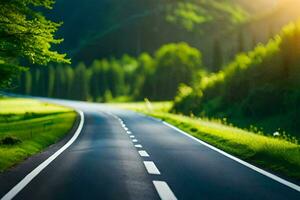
[1,99,300,200]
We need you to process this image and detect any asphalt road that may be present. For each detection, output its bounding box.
[1,99,300,200]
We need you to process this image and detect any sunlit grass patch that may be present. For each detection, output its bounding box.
[0,97,72,115]
[0,98,77,172]
[109,100,173,113]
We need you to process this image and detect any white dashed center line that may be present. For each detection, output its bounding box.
[153,181,177,200]
[138,150,150,157]
[110,114,177,200]
[143,161,161,175]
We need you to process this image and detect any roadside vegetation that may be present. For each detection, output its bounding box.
[113,101,300,181]
[0,97,77,172]
[174,21,300,140]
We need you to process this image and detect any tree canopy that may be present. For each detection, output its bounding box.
[0,0,70,88]
[151,42,202,100]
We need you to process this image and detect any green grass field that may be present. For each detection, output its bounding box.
[111,101,300,180]
[0,97,77,172]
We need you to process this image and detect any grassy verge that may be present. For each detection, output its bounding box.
[110,101,300,181]
[0,97,77,172]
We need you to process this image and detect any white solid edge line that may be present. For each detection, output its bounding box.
[138,150,150,157]
[144,161,160,175]
[1,110,85,200]
[162,121,300,192]
[153,181,177,200]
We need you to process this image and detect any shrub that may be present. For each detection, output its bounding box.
[0,136,22,146]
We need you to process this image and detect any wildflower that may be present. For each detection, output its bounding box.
[273,132,280,137]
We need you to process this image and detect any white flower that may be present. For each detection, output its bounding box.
[273,132,280,137]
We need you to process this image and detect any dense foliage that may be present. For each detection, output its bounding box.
[50,0,254,69]
[174,21,300,138]
[0,0,69,88]
[48,0,300,70]
[15,43,203,101]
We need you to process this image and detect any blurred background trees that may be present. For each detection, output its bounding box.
[15,43,203,101]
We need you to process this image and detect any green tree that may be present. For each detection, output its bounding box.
[120,55,138,95]
[24,71,32,95]
[212,38,223,72]
[89,60,102,101]
[53,65,66,98]
[65,66,74,99]
[72,63,88,101]
[97,60,110,99]
[135,53,154,98]
[152,42,202,100]
[0,0,70,88]
[237,30,245,53]
[47,66,55,97]
[107,59,124,97]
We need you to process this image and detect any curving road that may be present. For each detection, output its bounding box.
[1,99,300,200]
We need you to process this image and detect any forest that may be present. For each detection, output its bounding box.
[2,0,300,139]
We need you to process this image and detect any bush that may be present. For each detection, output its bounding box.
[0,136,22,146]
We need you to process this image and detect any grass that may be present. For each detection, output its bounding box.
[111,101,300,181]
[110,101,173,113]
[0,97,77,172]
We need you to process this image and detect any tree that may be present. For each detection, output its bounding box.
[89,60,102,101]
[24,71,32,95]
[251,31,257,49]
[152,42,202,100]
[31,68,41,96]
[212,38,223,72]
[72,63,88,101]
[120,55,138,95]
[65,66,74,99]
[107,59,124,97]
[47,66,55,97]
[237,30,245,53]
[0,0,70,88]
[135,53,154,98]
[53,65,66,98]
